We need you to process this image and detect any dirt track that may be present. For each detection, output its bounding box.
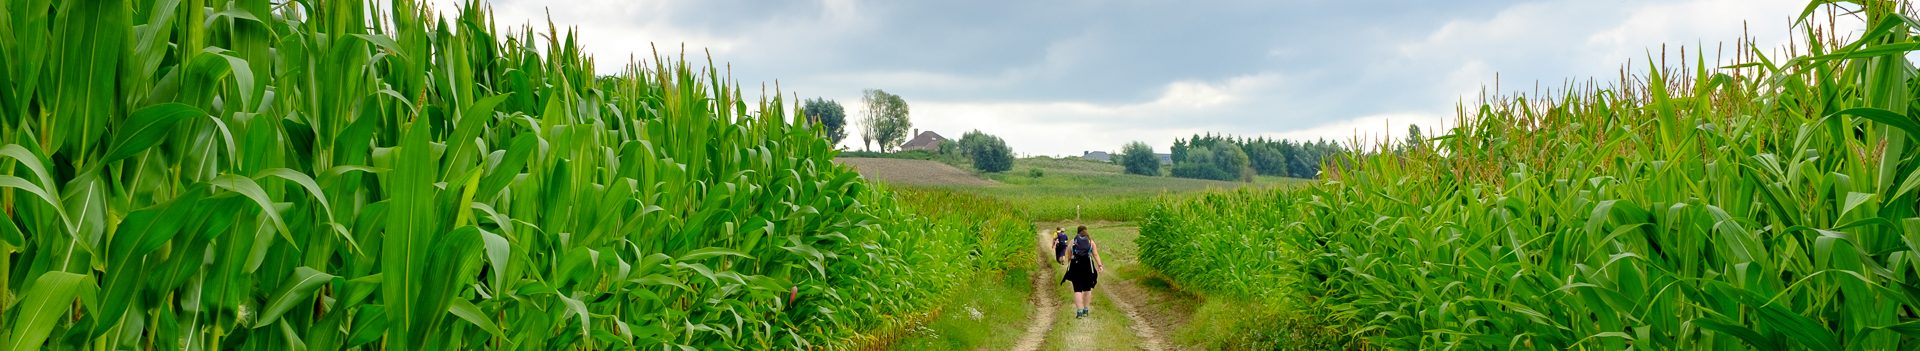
[1013,229,1059,351]
[1015,228,1172,351]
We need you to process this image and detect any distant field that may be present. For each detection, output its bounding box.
[979,158,1306,221]
[838,156,1310,221]
[982,157,1300,195]
[836,157,996,187]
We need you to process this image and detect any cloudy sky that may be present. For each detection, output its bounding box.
[427,0,1845,156]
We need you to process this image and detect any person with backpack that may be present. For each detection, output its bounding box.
[1052,227,1070,264]
[1059,225,1104,319]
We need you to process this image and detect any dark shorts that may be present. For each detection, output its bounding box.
[1054,245,1066,259]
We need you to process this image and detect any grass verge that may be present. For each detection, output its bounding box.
[891,268,1037,350]
[1175,298,1355,350]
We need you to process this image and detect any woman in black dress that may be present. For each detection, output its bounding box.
[1060,225,1104,318]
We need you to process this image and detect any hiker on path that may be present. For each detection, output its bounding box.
[1060,225,1104,319]
[1052,227,1070,264]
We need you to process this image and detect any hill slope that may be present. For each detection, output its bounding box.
[836,157,996,187]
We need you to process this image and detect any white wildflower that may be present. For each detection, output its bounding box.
[235,303,253,325]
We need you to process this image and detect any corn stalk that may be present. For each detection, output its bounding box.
[1140,1,1920,349]
[0,0,1030,349]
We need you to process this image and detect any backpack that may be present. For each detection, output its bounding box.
[1054,233,1070,249]
[1071,236,1091,258]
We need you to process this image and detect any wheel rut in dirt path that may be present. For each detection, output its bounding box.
[1102,287,1168,351]
[1012,229,1059,351]
[1105,275,1199,351]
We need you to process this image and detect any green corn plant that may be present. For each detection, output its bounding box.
[1140,1,1920,349]
[0,0,1031,350]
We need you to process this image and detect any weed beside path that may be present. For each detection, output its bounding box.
[888,269,1034,350]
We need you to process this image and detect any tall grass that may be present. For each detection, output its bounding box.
[870,188,1035,349]
[0,0,1024,349]
[1142,1,1920,349]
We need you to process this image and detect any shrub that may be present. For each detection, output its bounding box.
[959,130,1014,173]
[1119,142,1161,176]
[938,139,960,156]
[802,98,848,144]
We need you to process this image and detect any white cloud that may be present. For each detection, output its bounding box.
[428,0,873,74]
[1585,0,1806,67]
[1399,0,1810,100]
[1150,74,1274,109]
[850,72,1292,155]
[900,101,1209,156]
[818,71,1009,92]
[1258,112,1452,149]
[1370,0,1859,153]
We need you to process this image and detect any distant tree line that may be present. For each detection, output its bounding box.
[1170,136,1253,182]
[1117,134,1346,182]
[1180,134,1346,180]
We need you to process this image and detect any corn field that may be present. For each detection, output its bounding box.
[0,0,1029,349]
[1142,1,1920,349]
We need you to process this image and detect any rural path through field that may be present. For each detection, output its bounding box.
[1012,230,1060,351]
[1015,227,1172,351]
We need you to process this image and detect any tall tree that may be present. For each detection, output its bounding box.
[802,98,848,145]
[1170,138,1190,164]
[1403,124,1425,152]
[860,89,911,152]
[1217,143,1254,182]
[1171,146,1224,180]
[1245,139,1288,176]
[1279,140,1310,178]
[1119,142,1160,176]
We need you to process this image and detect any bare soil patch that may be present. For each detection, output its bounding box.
[835,158,995,187]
